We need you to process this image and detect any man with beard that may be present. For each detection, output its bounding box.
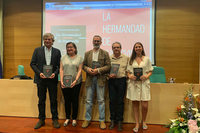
[82,35,111,130]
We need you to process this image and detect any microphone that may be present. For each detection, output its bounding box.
[2,69,13,76]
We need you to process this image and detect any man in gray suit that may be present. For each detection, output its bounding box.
[30,33,61,129]
[82,35,111,130]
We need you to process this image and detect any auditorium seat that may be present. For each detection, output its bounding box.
[149,67,167,83]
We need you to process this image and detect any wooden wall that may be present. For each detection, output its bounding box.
[3,0,41,79]
[3,0,200,83]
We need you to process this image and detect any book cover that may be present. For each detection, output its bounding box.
[110,64,120,75]
[134,68,143,81]
[63,75,72,87]
[92,61,101,69]
[43,65,52,78]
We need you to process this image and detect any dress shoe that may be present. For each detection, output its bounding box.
[72,120,77,127]
[34,120,45,129]
[109,120,115,130]
[117,121,123,131]
[100,121,106,130]
[52,119,60,128]
[63,119,70,127]
[82,120,90,128]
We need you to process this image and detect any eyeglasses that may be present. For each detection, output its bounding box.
[113,47,120,49]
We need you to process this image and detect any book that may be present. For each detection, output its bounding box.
[92,61,101,69]
[43,65,52,77]
[63,75,72,87]
[110,64,120,75]
[134,68,143,81]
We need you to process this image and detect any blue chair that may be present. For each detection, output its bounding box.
[18,65,25,76]
[149,67,166,83]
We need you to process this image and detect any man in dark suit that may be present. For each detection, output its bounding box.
[30,33,61,129]
[82,35,111,130]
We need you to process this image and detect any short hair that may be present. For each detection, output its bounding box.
[43,33,55,42]
[112,41,122,49]
[66,42,77,55]
[93,35,102,42]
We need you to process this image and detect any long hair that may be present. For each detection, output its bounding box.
[66,42,77,55]
[129,42,146,65]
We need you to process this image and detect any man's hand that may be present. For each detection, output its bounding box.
[40,73,46,79]
[49,73,55,79]
[91,69,98,75]
[109,74,117,79]
[88,68,98,75]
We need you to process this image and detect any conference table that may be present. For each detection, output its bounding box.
[0,79,199,125]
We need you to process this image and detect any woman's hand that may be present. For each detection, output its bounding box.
[70,80,77,88]
[129,75,137,81]
[140,75,148,81]
[61,82,66,89]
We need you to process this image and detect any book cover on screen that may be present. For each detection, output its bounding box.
[63,75,72,87]
[134,68,143,81]
[92,61,101,69]
[110,64,120,75]
[43,65,52,77]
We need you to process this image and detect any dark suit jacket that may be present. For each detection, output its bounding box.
[30,46,61,84]
[83,49,111,87]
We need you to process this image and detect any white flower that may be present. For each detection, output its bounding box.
[169,119,178,123]
[182,129,186,133]
[192,108,198,113]
[170,119,177,123]
[180,123,183,127]
[181,105,185,108]
[193,94,199,97]
[172,123,177,126]
[197,118,200,121]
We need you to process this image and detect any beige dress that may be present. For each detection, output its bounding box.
[126,56,153,101]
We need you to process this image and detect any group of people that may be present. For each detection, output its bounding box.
[30,33,153,133]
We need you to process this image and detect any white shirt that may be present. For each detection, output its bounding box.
[44,46,52,65]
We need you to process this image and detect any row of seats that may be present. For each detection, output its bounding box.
[18,65,167,83]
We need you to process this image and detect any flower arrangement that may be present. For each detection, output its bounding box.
[166,85,200,133]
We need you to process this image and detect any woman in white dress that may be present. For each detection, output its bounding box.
[126,42,153,133]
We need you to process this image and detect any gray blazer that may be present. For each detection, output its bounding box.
[83,49,111,87]
[30,46,61,84]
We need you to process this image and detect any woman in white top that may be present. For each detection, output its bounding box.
[126,42,153,133]
[60,42,83,127]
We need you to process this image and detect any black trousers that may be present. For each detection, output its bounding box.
[37,79,58,121]
[62,82,82,120]
[108,77,126,122]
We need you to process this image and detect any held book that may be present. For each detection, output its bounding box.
[92,61,101,69]
[63,75,72,87]
[134,68,143,81]
[43,65,52,78]
[110,64,120,75]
